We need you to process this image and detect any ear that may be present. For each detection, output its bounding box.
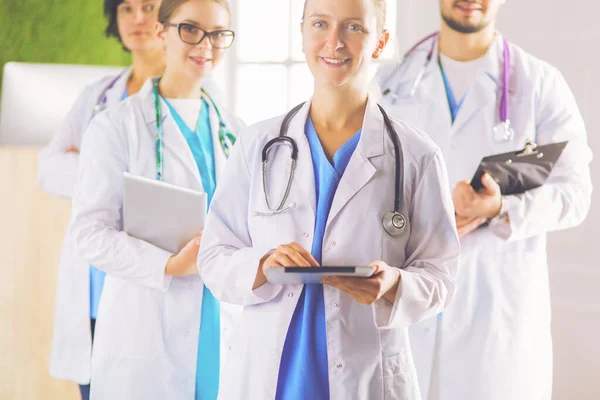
[300,21,306,55]
[372,29,390,60]
[156,22,167,41]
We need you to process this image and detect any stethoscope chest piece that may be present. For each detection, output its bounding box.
[382,211,408,236]
[493,120,515,142]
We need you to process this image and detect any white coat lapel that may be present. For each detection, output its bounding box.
[326,99,380,227]
[140,81,202,184]
[204,94,227,182]
[104,67,132,104]
[451,35,505,135]
[285,101,317,215]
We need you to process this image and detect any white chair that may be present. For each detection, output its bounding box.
[0,62,124,146]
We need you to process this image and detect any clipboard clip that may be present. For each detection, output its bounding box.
[516,138,542,158]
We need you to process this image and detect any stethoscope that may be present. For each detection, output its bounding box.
[92,71,127,115]
[258,103,408,237]
[382,32,515,142]
[152,78,236,180]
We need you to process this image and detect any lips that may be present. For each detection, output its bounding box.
[320,57,351,66]
[190,56,212,66]
[455,1,482,11]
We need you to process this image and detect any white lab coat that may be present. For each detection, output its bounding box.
[70,79,245,400]
[377,35,593,400]
[43,68,131,384]
[197,99,461,400]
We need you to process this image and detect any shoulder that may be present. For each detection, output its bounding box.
[236,111,289,152]
[384,109,441,165]
[507,40,564,94]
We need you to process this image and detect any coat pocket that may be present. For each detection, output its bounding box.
[382,353,418,400]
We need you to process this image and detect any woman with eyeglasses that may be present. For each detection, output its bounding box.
[41,1,166,399]
[69,0,243,398]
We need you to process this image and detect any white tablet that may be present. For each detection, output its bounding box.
[123,172,207,254]
[265,266,377,285]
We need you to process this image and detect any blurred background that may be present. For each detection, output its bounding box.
[0,0,598,399]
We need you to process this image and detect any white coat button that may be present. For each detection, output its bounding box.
[188,284,194,289]
[336,363,343,369]
[184,331,190,337]
[333,302,340,308]
[303,232,309,238]
[330,240,336,247]
[288,293,294,298]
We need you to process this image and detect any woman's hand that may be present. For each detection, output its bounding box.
[321,261,401,305]
[165,233,203,276]
[253,242,319,289]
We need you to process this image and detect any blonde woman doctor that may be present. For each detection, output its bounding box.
[70,0,243,398]
[198,0,460,399]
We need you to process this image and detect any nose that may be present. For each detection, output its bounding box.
[325,24,344,51]
[134,8,145,24]
[196,34,213,50]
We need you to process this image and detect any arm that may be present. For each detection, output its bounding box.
[198,132,283,306]
[37,87,94,198]
[71,112,173,290]
[489,68,593,241]
[374,150,461,329]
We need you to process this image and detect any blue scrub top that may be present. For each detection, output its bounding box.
[89,88,129,320]
[275,117,361,400]
[164,98,221,400]
[438,58,465,123]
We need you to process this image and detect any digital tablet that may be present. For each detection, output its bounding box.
[265,266,377,285]
[123,172,207,253]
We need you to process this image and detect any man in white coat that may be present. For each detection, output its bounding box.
[377,1,593,399]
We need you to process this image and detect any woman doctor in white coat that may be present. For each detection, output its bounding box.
[70,0,243,398]
[40,0,165,396]
[198,0,460,399]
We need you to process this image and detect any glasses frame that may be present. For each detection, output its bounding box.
[163,22,235,49]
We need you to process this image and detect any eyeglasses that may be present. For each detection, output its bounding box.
[163,22,235,49]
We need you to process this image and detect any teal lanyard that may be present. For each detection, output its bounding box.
[152,78,235,181]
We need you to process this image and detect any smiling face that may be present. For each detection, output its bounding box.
[117,0,163,51]
[440,0,504,34]
[158,0,231,81]
[301,0,388,90]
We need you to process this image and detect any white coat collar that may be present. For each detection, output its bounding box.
[283,97,383,224]
[138,77,230,185]
[104,66,133,105]
[411,34,515,134]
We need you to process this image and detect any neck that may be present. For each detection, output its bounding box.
[129,48,166,92]
[310,83,368,132]
[438,22,496,61]
[158,68,204,99]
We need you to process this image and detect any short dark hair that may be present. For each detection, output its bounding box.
[104,0,125,45]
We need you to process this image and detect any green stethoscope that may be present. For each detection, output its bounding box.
[152,77,236,180]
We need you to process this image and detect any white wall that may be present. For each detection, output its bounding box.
[397,1,600,398]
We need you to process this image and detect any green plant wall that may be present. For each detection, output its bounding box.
[0,0,131,92]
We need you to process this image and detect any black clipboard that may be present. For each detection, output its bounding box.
[470,139,569,195]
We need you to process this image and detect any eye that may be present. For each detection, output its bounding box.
[312,20,327,28]
[142,4,156,12]
[181,24,200,34]
[119,5,133,13]
[348,24,364,32]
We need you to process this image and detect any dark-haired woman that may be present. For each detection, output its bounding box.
[42,1,164,399]
[69,0,243,399]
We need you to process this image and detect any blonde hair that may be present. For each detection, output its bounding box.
[158,0,231,24]
[302,0,387,33]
